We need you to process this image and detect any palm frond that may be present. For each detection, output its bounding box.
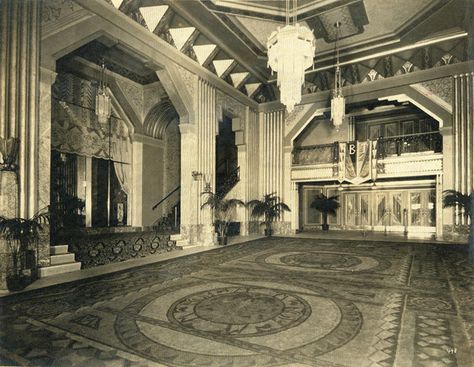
[443,190,472,218]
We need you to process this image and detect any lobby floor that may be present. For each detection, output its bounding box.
[0,236,473,367]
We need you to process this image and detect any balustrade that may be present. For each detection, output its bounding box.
[292,143,338,165]
[292,132,442,166]
[376,132,442,159]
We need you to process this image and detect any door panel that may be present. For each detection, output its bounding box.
[346,194,356,226]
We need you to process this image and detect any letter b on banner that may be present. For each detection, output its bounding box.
[349,144,356,155]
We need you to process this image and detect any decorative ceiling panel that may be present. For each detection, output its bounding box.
[108,0,467,104]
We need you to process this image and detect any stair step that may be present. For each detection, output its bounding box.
[39,262,82,278]
[170,234,182,241]
[51,245,69,255]
[50,253,76,265]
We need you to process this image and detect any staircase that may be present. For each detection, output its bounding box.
[216,166,240,198]
[38,245,82,278]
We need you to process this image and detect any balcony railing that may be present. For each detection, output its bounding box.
[292,132,442,166]
[292,143,338,165]
[376,131,442,159]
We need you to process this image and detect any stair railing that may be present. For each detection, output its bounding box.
[152,185,180,211]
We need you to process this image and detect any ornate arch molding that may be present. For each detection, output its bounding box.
[284,83,453,146]
[143,100,179,140]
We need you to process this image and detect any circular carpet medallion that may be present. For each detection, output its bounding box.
[168,287,311,337]
[281,252,362,269]
[114,281,363,366]
[258,251,390,272]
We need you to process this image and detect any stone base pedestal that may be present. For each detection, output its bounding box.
[0,239,12,290]
[181,224,217,247]
[0,171,18,290]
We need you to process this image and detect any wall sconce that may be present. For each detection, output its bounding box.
[192,171,203,181]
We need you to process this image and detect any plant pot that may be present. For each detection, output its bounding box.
[322,223,329,231]
[217,235,228,246]
[6,274,29,291]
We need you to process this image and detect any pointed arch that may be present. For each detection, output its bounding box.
[143,99,179,140]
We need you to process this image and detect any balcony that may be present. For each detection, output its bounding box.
[292,132,443,182]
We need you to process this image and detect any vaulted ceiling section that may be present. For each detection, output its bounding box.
[106,0,470,104]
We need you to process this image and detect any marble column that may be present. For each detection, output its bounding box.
[131,142,143,227]
[179,123,198,245]
[0,0,45,289]
[282,145,298,233]
[453,73,474,226]
[258,109,290,234]
[441,126,454,233]
[196,79,216,245]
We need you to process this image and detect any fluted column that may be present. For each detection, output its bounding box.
[0,0,41,219]
[179,123,198,242]
[259,109,290,234]
[0,0,44,289]
[453,73,474,226]
[259,110,284,197]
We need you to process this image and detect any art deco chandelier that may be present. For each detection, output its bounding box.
[95,60,112,124]
[331,22,345,130]
[267,0,315,112]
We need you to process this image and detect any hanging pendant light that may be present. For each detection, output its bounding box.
[96,60,112,125]
[331,22,345,130]
[267,0,315,112]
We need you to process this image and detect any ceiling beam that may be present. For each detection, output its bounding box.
[260,60,474,113]
[161,0,269,83]
[69,0,258,109]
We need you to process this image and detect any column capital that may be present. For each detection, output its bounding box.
[179,123,196,135]
[284,145,293,154]
[440,126,453,137]
[40,66,57,86]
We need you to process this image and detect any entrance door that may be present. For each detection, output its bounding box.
[409,190,435,227]
[344,192,371,228]
[302,187,323,229]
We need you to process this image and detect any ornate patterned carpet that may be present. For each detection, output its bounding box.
[0,237,473,367]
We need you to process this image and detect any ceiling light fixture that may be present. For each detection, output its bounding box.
[331,21,345,131]
[95,60,112,125]
[267,0,315,113]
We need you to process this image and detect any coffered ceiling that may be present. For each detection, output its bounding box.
[106,0,469,104]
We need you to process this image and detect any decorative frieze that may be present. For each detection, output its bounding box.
[377,154,443,178]
[291,164,334,181]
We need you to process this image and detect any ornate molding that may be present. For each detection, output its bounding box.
[216,90,246,120]
[116,79,144,119]
[291,164,334,181]
[378,154,443,178]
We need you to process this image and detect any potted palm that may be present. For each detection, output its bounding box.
[311,194,340,230]
[0,208,49,290]
[443,190,472,221]
[201,189,244,245]
[443,189,474,263]
[247,193,290,236]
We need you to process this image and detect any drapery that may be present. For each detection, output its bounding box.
[52,100,132,164]
[111,134,131,195]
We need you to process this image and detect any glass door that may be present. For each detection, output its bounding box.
[302,187,323,228]
[360,193,370,226]
[409,190,436,227]
[345,194,357,227]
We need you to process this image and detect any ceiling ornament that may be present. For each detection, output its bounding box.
[193,44,217,65]
[95,61,112,126]
[266,0,315,112]
[330,22,344,131]
[110,0,123,9]
[230,72,249,89]
[169,27,196,51]
[213,59,234,77]
[245,83,261,97]
[140,6,168,32]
